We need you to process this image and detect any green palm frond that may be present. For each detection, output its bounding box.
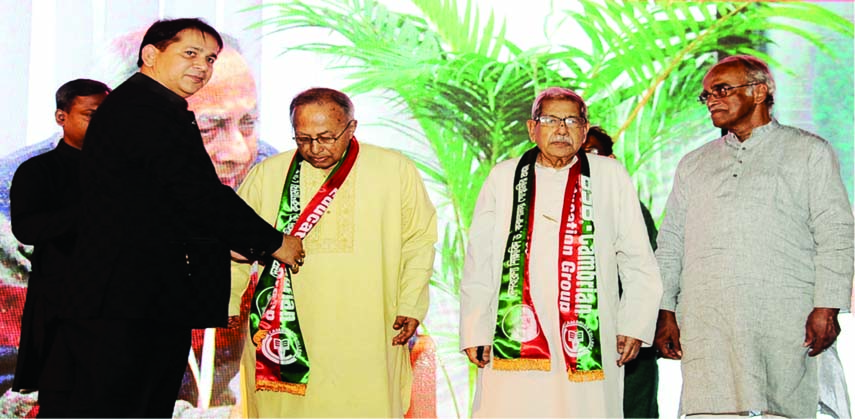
[410,0,510,59]
[558,0,852,184]
[250,0,444,95]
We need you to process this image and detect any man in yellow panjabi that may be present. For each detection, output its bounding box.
[230,87,437,417]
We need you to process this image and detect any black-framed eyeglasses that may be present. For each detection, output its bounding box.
[535,114,587,128]
[293,120,355,146]
[698,82,761,104]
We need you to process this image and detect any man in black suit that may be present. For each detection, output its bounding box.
[36,18,302,418]
[0,31,279,403]
[10,79,110,398]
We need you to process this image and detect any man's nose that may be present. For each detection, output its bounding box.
[555,121,570,134]
[706,94,723,108]
[217,126,252,163]
[193,56,210,70]
[309,139,325,154]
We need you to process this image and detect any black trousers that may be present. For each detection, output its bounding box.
[37,318,190,418]
[623,346,660,418]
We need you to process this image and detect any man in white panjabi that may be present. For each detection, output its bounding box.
[654,55,853,418]
[459,87,663,417]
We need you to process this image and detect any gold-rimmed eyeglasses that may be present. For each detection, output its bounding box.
[293,120,355,145]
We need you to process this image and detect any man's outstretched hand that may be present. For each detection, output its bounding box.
[271,235,305,273]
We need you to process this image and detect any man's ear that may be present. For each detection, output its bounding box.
[526,119,537,142]
[753,83,769,105]
[140,44,159,68]
[55,109,66,127]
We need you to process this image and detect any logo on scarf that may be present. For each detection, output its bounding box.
[561,320,594,357]
[261,330,303,365]
[255,286,274,314]
[501,304,539,342]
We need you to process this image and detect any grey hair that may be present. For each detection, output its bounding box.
[530,87,588,121]
[715,55,776,107]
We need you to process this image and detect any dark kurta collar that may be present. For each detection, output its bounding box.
[55,138,82,157]
[126,72,189,112]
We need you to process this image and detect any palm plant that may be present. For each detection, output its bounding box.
[552,1,852,209]
[251,0,853,415]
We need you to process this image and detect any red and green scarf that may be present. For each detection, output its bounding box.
[249,138,359,395]
[492,147,603,382]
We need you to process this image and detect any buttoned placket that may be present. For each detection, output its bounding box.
[731,140,748,180]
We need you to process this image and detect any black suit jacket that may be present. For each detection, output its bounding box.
[73,73,281,327]
[9,140,80,391]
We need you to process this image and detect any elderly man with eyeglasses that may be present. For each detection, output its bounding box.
[654,55,853,418]
[230,87,437,417]
[459,86,662,417]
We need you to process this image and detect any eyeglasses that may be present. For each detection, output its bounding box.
[535,115,587,128]
[197,113,258,143]
[697,83,761,104]
[293,120,355,146]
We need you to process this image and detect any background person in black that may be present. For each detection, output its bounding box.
[584,125,660,419]
[37,18,302,418]
[9,79,110,398]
